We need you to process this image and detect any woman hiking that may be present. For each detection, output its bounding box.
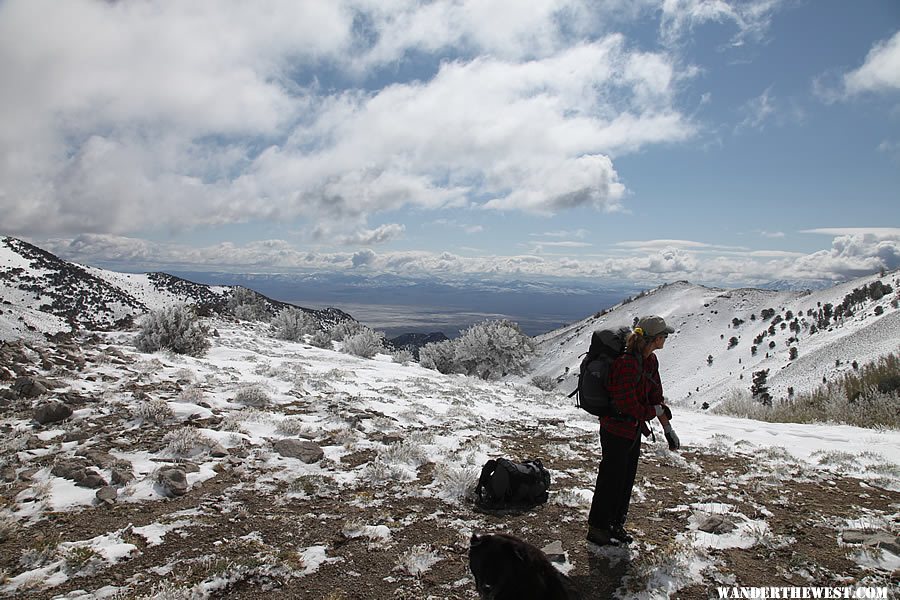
[586,315,680,546]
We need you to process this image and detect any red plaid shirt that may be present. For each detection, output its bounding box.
[600,352,663,440]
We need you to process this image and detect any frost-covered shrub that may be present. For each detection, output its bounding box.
[434,465,476,504]
[133,399,174,424]
[135,305,210,357]
[309,330,334,349]
[276,416,312,436]
[329,320,364,342]
[163,427,215,456]
[178,385,205,405]
[396,544,441,577]
[453,319,535,380]
[341,327,385,358]
[530,374,557,391]
[419,340,458,374]
[380,441,429,468]
[270,307,319,342]
[221,408,271,432]
[233,384,271,408]
[391,349,414,365]
[363,459,413,485]
[228,287,271,322]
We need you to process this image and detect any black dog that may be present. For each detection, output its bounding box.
[469,532,578,599]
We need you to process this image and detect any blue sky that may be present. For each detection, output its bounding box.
[1,0,898,286]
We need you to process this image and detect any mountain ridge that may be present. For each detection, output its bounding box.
[524,274,900,409]
[0,236,352,340]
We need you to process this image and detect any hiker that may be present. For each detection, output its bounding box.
[586,315,679,546]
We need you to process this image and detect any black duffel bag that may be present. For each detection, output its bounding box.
[475,458,550,510]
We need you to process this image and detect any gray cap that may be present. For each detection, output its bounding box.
[636,315,674,338]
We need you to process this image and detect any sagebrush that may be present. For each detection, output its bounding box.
[135,305,210,357]
[271,307,319,342]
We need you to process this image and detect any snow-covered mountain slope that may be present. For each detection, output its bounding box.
[0,237,351,340]
[1,319,897,597]
[527,273,900,409]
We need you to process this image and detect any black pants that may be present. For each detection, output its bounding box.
[588,428,641,529]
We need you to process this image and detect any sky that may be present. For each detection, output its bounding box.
[1,0,899,287]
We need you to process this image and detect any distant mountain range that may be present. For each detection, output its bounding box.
[3,235,897,406]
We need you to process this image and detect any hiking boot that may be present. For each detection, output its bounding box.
[609,524,633,544]
[586,525,619,546]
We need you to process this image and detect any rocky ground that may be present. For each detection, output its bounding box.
[0,331,898,599]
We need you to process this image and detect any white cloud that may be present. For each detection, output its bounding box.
[736,87,776,131]
[801,227,900,239]
[338,224,406,246]
[44,231,897,286]
[758,230,785,238]
[0,2,696,237]
[844,30,900,95]
[659,0,784,47]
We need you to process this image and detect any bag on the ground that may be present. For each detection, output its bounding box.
[475,458,550,509]
[568,327,631,417]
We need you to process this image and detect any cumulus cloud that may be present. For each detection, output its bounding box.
[843,30,900,95]
[0,0,697,239]
[43,231,898,286]
[339,224,406,246]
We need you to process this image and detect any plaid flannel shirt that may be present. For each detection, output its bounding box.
[600,352,664,440]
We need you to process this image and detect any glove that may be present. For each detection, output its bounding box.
[662,404,672,420]
[654,404,673,420]
[663,424,680,451]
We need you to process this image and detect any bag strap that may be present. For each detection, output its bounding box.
[475,459,497,498]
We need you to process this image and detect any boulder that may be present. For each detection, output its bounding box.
[96,486,118,505]
[76,469,108,489]
[13,376,48,398]
[157,468,189,497]
[76,448,116,469]
[273,439,324,464]
[209,443,229,458]
[111,466,135,486]
[697,514,737,535]
[33,401,73,425]
[51,460,89,481]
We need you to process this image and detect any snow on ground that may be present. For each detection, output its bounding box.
[527,273,900,409]
[1,318,898,598]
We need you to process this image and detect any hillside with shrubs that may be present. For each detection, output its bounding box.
[0,240,898,598]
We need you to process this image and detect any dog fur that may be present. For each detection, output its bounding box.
[469,532,577,599]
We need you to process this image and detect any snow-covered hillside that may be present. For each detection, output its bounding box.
[0,237,350,341]
[527,273,900,409]
[0,319,897,598]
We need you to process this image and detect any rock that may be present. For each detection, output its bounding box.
[76,469,108,489]
[0,389,16,401]
[63,430,91,443]
[111,467,134,486]
[842,530,900,555]
[157,468,189,497]
[33,401,73,425]
[0,466,17,482]
[697,514,736,534]
[96,486,118,504]
[273,439,324,464]
[209,444,229,458]
[13,376,48,398]
[76,448,116,468]
[540,541,566,563]
[51,460,89,480]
